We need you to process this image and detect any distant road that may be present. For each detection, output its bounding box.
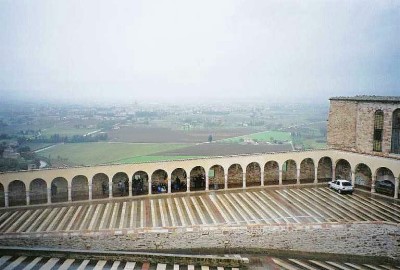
[34,143,63,153]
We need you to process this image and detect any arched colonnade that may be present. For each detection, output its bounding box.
[0,150,399,207]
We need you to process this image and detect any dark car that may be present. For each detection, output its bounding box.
[375,180,395,196]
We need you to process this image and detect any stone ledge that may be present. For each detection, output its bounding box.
[0,220,398,239]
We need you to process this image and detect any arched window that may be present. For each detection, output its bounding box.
[373,110,384,151]
[391,109,400,154]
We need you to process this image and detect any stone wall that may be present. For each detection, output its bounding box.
[356,102,399,154]
[327,99,400,155]
[327,100,358,150]
[2,222,399,260]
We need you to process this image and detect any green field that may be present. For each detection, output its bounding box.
[301,139,327,150]
[38,142,189,166]
[41,127,99,137]
[220,130,292,143]
[118,155,206,164]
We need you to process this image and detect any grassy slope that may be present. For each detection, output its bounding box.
[220,130,291,143]
[38,142,189,166]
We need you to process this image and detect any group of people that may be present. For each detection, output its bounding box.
[101,180,128,196]
[98,175,205,196]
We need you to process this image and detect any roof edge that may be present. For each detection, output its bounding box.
[330,95,400,103]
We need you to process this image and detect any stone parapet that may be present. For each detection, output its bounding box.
[1,221,399,261]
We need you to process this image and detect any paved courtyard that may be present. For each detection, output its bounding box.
[1,186,399,234]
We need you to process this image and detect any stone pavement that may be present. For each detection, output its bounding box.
[0,186,400,234]
[0,254,240,269]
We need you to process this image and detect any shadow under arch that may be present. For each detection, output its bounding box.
[0,183,4,207]
[209,164,224,190]
[335,159,351,180]
[112,172,129,197]
[264,161,279,186]
[227,164,243,189]
[282,159,296,185]
[317,156,332,183]
[132,171,149,196]
[375,167,395,197]
[354,163,372,191]
[71,175,89,201]
[246,162,261,187]
[171,168,187,193]
[9,180,26,206]
[30,178,47,205]
[92,173,109,199]
[51,177,68,203]
[152,169,168,194]
[300,158,315,184]
[190,166,206,191]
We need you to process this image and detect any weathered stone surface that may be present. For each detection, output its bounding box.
[1,222,399,260]
[328,98,400,155]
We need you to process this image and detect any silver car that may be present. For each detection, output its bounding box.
[329,179,354,194]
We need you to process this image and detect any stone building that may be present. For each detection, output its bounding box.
[2,146,20,159]
[327,95,400,155]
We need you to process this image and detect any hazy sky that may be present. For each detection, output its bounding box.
[0,0,399,104]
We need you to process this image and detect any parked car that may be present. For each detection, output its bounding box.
[375,180,395,196]
[329,179,354,194]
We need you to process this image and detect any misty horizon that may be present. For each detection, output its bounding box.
[0,0,399,104]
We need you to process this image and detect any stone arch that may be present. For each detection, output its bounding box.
[354,163,372,191]
[190,166,206,191]
[209,165,224,190]
[282,159,297,185]
[152,169,168,193]
[132,171,149,196]
[228,164,243,188]
[112,172,129,197]
[9,180,26,206]
[51,177,68,203]
[317,157,332,183]
[171,168,187,193]
[264,161,279,185]
[29,178,47,205]
[335,159,351,180]
[92,173,109,199]
[246,162,261,187]
[391,108,400,154]
[71,175,89,201]
[375,167,395,196]
[0,183,4,207]
[300,158,315,184]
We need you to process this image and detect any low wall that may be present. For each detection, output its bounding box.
[1,222,399,261]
